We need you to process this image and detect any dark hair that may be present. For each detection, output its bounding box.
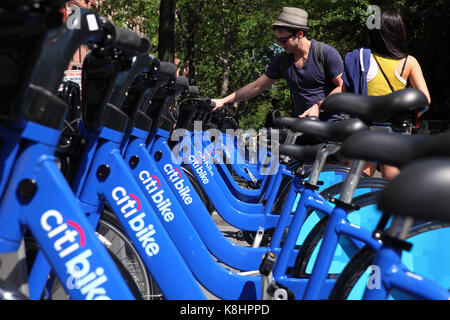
[273,26,307,38]
[368,10,408,59]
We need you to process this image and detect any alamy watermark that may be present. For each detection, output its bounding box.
[367,265,381,290]
[169,121,280,176]
[66,5,81,30]
[366,5,381,30]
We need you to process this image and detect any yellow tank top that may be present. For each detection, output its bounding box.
[367,54,407,96]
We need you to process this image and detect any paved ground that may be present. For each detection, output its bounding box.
[201,211,255,300]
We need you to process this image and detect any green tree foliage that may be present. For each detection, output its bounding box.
[175,0,294,128]
[96,0,160,55]
[98,0,449,129]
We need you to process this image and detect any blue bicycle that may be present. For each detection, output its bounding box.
[327,129,450,300]
[0,1,151,300]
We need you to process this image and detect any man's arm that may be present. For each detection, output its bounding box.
[298,73,343,118]
[212,74,277,110]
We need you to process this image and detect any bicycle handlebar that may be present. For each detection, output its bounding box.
[158,62,177,79]
[109,55,158,109]
[0,0,68,125]
[174,76,189,92]
[113,27,151,56]
[187,85,199,97]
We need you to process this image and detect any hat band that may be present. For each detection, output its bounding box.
[276,17,308,29]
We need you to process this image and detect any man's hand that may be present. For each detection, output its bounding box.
[298,104,320,118]
[210,75,277,112]
[211,98,225,111]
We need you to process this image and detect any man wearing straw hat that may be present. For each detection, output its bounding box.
[212,7,344,124]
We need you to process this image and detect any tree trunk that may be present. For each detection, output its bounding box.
[186,31,196,84]
[185,5,197,85]
[220,55,231,96]
[158,0,176,62]
[219,0,231,96]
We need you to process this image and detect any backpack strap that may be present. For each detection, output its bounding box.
[312,40,325,75]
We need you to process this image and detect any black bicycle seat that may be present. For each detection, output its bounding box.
[320,88,429,123]
[291,118,368,142]
[273,116,318,129]
[279,143,325,163]
[377,158,450,222]
[339,131,450,167]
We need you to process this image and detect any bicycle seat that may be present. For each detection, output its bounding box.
[377,158,450,222]
[273,116,318,129]
[320,88,429,123]
[279,143,325,162]
[291,118,368,142]
[339,131,450,167]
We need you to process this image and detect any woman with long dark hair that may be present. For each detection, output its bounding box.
[343,10,430,179]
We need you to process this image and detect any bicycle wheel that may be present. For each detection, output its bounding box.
[46,215,163,300]
[291,188,385,278]
[181,164,214,213]
[96,216,163,300]
[272,164,364,216]
[329,220,450,300]
[0,279,28,300]
[46,245,144,300]
[243,165,368,247]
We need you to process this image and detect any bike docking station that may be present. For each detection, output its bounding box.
[1,2,450,316]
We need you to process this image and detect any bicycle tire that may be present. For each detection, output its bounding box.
[181,164,214,214]
[329,220,450,300]
[46,245,143,300]
[0,279,28,300]
[243,165,363,247]
[272,164,364,216]
[46,216,163,300]
[291,190,383,278]
[96,216,163,300]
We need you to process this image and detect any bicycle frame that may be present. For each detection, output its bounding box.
[0,121,134,300]
[121,126,263,299]
[122,119,382,299]
[127,127,298,271]
[173,129,294,230]
[363,244,450,300]
[201,130,277,201]
[195,129,281,203]
[272,158,383,300]
[74,123,206,299]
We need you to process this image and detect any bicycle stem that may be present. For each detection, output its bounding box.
[386,216,415,240]
[308,144,340,185]
[339,159,365,204]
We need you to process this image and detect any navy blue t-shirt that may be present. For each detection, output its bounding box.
[265,41,344,121]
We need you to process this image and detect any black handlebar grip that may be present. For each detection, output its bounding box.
[188,86,199,96]
[210,100,216,109]
[158,61,177,79]
[114,27,151,55]
[175,76,189,91]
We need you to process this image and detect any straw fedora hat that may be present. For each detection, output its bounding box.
[272,7,309,31]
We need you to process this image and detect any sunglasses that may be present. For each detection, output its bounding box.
[275,32,297,44]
